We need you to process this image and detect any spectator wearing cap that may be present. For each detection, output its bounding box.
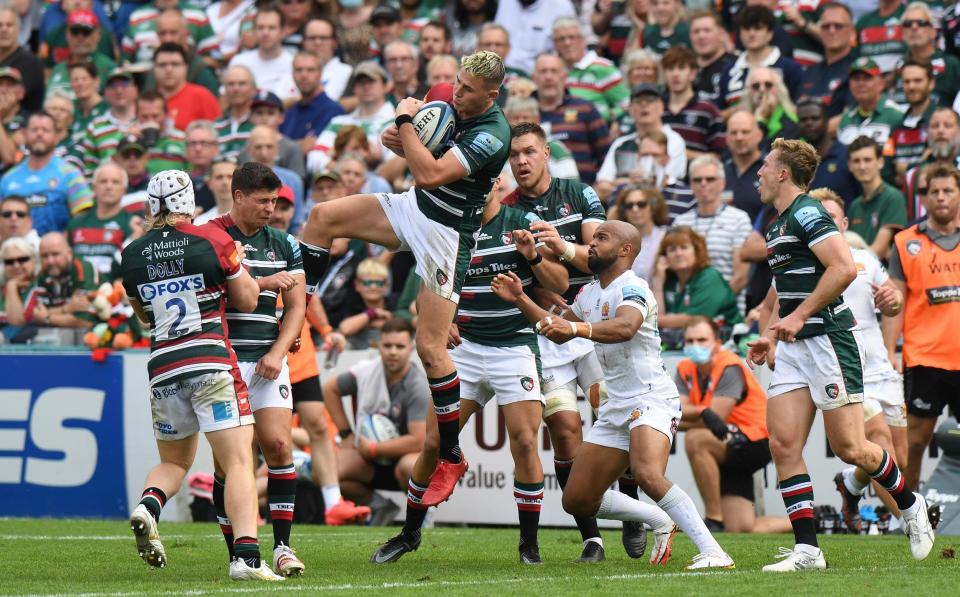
[689,11,736,108]
[369,4,403,62]
[722,111,765,222]
[597,83,687,200]
[532,53,610,185]
[215,65,256,159]
[194,156,239,225]
[494,0,576,75]
[228,6,297,101]
[268,184,297,232]
[141,10,221,96]
[151,43,221,133]
[246,125,305,229]
[661,46,725,160]
[799,3,857,122]
[309,169,344,205]
[0,196,38,253]
[891,2,960,110]
[716,5,802,113]
[0,7,44,112]
[855,0,906,75]
[67,62,108,147]
[384,41,428,106]
[122,0,219,70]
[302,18,352,102]
[42,2,118,70]
[552,16,629,125]
[281,51,345,155]
[238,90,305,179]
[184,120,220,209]
[45,9,118,100]
[134,90,188,175]
[114,135,151,213]
[0,66,25,167]
[1,112,94,235]
[66,161,139,279]
[798,98,861,205]
[307,61,393,175]
[837,57,904,183]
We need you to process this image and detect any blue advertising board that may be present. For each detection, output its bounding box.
[0,354,127,517]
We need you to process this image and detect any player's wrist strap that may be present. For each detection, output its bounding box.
[395,114,414,128]
[527,253,543,266]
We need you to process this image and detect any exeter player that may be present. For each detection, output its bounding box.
[371,176,568,564]
[747,140,933,571]
[502,123,633,562]
[204,163,308,577]
[492,220,735,571]
[299,51,511,505]
[806,189,910,530]
[120,171,282,581]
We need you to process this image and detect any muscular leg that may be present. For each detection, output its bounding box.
[684,428,727,523]
[140,435,199,512]
[206,425,260,562]
[767,390,818,548]
[546,409,602,547]
[503,401,545,548]
[846,414,901,517]
[254,407,296,549]
[905,414,937,490]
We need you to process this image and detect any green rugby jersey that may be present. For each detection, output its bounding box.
[416,102,511,234]
[215,115,254,160]
[890,50,960,108]
[122,2,218,65]
[455,205,540,349]
[503,177,606,302]
[567,50,630,123]
[764,194,856,339]
[66,209,135,279]
[121,220,245,385]
[855,5,906,73]
[642,21,691,58]
[80,114,187,177]
[206,214,304,362]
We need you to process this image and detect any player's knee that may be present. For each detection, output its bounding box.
[684,429,708,454]
[264,436,292,463]
[546,420,580,457]
[629,463,663,492]
[562,491,598,518]
[508,427,538,456]
[767,433,799,463]
[302,411,329,439]
[830,440,865,465]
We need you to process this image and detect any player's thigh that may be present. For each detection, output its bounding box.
[486,343,544,424]
[305,192,401,249]
[767,389,817,456]
[822,401,870,457]
[253,406,294,451]
[564,440,630,504]
[155,433,199,471]
[863,409,894,453]
[628,419,675,483]
[415,283,459,350]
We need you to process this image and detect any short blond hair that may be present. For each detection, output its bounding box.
[809,187,844,214]
[356,258,388,280]
[771,138,821,189]
[461,50,505,88]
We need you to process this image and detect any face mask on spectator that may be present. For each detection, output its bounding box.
[683,344,713,365]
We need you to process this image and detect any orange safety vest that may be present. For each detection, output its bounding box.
[677,349,768,442]
[893,225,960,370]
[277,295,320,384]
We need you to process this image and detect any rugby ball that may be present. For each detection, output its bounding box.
[358,413,400,465]
[413,100,456,153]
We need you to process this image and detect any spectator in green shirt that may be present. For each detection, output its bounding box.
[653,226,742,337]
[643,0,691,58]
[846,135,908,260]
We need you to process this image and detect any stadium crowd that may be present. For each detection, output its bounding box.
[0,0,958,550]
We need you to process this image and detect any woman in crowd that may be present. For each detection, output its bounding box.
[338,258,393,350]
[739,67,799,141]
[653,226,742,336]
[68,62,107,145]
[44,90,75,156]
[613,184,669,285]
[0,237,42,337]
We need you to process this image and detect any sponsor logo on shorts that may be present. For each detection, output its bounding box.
[279,384,289,400]
[825,383,840,400]
[435,268,449,287]
[913,397,932,410]
[906,239,921,256]
[155,421,177,435]
[629,408,641,421]
[520,376,535,392]
[212,401,234,422]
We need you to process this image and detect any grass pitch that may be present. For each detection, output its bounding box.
[0,519,957,595]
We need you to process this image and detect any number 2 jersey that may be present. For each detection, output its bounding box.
[205,215,303,362]
[121,223,245,386]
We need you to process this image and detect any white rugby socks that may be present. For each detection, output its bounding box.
[657,484,723,555]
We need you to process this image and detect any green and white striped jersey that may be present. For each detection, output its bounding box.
[455,205,541,349]
[206,214,304,362]
[503,177,607,302]
[764,194,856,339]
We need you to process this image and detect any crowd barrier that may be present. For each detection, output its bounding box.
[0,348,950,529]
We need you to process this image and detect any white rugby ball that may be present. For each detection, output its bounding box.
[358,413,400,464]
[412,100,456,153]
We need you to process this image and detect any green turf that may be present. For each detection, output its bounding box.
[0,519,956,595]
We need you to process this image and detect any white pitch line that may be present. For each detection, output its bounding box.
[0,533,373,541]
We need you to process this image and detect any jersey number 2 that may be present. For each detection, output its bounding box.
[165,297,188,338]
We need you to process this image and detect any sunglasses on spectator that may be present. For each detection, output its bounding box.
[917,186,928,195]
[624,201,649,210]
[751,81,775,91]
[280,0,308,4]
[68,27,94,36]
[3,256,31,266]
[691,176,719,184]
[187,140,218,147]
[820,22,849,31]
[359,279,387,288]
[1,210,27,218]
[902,19,932,28]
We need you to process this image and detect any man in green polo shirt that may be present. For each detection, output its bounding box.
[846,136,908,260]
[45,10,117,99]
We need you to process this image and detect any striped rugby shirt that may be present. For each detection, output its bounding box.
[215,114,254,160]
[79,113,187,177]
[66,210,136,278]
[540,94,612,185]
[207,214,304,362]
[417,102,512,235]
[777,0,825,67]
[306,102,396,174]
[121,221,245,385]
[764,193,856,339]
[122,2,219,65]
[890,51,960,110]
[455,205,541,349]
[662,96,726,154]
[891,102,936,175]
[566,49,630,124]
[855,5,905,74]
[503,177,606,303]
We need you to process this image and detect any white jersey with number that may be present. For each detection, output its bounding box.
[570,270,678,403]
[846,247,898,382]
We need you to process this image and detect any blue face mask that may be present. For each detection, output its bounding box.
[683,344,713,365]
